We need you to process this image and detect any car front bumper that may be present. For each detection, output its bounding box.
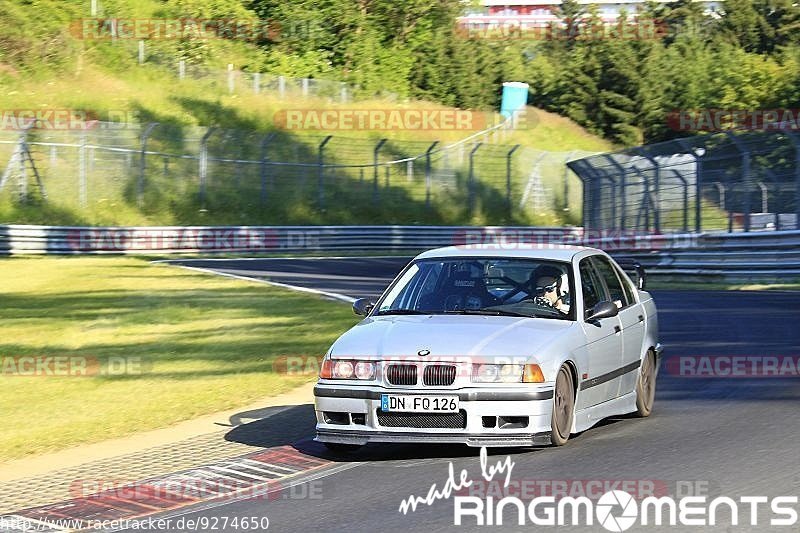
[313,384,555,447]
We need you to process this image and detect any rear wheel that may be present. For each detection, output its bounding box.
[635,350,657,417]
[550,365,575,446]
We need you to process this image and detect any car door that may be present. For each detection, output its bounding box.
[576,257,624,409]
[591,255,647,397]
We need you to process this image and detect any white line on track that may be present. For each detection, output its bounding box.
[156,263,357,304]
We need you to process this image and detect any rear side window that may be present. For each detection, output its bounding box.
[614,264,636,305]
[579,259,605,314]
[592,256,629,308]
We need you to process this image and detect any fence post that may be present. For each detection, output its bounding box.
[78,133,87,207]
[318,135,333,209]
[784,131,800,230]
[138,40,145,64]
[563,151,576,212]
[601,155,628,230]
[279,76,286,98]
[254,72,261,95]
[260,132,275,204]
[178,60,185,80]
[138,123,159,209]
[373,138,387,202]
[506,145,520,218]
[199,126,216,208]
[468,143,483,214]
[632,148,662,233]
[227,64,235,94]
[341,84,347,103]
[425,141,438,208]
[724,132,752,232]
[757,181,768,214]
[302,78,309,97]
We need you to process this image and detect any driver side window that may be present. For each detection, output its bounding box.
[579,259,605,317]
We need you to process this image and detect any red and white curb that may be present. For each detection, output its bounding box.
[2,445,353,532]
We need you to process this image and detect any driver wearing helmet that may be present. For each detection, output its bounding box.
[531,265,569,314]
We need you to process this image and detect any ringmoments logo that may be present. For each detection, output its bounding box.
[396,447,798,530]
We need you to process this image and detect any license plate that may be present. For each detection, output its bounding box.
[380,394,459,413]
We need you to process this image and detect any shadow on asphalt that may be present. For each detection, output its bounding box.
[224,404,315,448]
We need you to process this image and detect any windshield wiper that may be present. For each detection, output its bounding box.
[373,309,429,316]
[444,309,531,318]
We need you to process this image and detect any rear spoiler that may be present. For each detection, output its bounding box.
[614,258,647,291]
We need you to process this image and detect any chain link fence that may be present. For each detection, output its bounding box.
[0,122,594,226]
[568,130,800,233]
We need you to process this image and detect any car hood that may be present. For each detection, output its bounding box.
[329,314,575,359]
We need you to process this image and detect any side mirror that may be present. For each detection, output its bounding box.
[586,300,618,322]
[352,298,375,316]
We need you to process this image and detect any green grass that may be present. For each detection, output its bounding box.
[0,257,358,462]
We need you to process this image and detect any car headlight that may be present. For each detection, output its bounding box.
[472,364,524,383]
[320,357,376,380]
[471,363,546,383]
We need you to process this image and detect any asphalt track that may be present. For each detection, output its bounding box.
[149,258,800,532]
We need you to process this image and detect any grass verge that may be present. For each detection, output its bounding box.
[0,256,357,462]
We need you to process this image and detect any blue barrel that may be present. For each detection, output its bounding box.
[500,82,529,118]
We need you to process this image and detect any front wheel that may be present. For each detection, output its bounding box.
[550,365,575,446]
[635,350,657,417]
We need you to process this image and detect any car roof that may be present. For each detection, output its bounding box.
[414,244,601,262]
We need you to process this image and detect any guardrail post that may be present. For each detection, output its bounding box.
[318,135,333,209]
[199,127,216,208]
[138,123,159,209]
[425,141,438,208]
[670,170,689,232]
[468,143,483,215]
[373,139,387,202]
[506,145,521,218]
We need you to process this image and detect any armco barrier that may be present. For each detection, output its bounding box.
[0,225,583,255]
[1,225,799,281]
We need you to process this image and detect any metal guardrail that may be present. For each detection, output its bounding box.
[2,225,798,282]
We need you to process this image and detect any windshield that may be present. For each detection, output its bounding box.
[375,258,573,320]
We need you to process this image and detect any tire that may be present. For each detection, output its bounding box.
[635,350,657,417]
[323,442,362,453]
[551,365,575,446]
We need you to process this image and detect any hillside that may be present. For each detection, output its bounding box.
[0,0,612,227]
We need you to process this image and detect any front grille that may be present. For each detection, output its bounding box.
[387,364,417,385]
[423,365,457,386]
[376,409,467,429]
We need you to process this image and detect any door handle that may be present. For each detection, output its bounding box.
[614,325,621,333]
[638,315,644,323]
